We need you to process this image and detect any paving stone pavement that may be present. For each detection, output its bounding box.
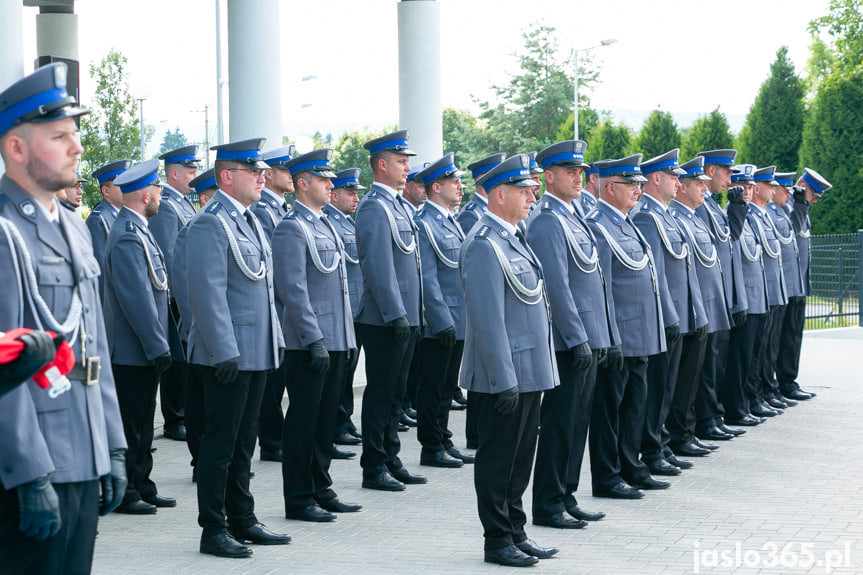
[92,328,863,574]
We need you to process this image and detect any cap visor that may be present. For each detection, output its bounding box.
[311,169,337,179]
[510,178,541,187]
[31,104,90,124]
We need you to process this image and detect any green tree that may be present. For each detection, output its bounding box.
[442,108,491,177]
[680,108,734,161]
[635,110,682,160]
[160,127,189,155]
[79,49,151,207]
[798,68,863,234]
[331,125,397,193]
[736,47,805,170]
[554,107,600,145]
[585,116,633,162]
[808,0,863,79]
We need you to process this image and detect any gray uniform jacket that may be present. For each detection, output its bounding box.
[747,204,788,307]
[415,201,466,340]
[149,185,197,293]
[102,207,170,366]
[586,200,666,358]
[354,183,423,327]
[697,195,748,314]
[733,208,768,315]
[171,223,193,342]
[579,189,598,215]
[788,198,813,295]
[456,194,487,236]
[767,202,804,298]
[0,176,126,488]
[272,202,355,352]
[323,203,363,320]
[85,199,118,297]
[669,200,732,333]
[526,194,617,351]
[251,187,288,241]
[458,212,559,394]
[632,194,707,334]
[185,190,283,371]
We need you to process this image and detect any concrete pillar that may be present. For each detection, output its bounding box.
[35,5,80,103]
[227,0,281,147]
[0,2,24,91]
[398,0,442,163]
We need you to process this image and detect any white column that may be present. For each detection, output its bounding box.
[227,0,281,147]
[0,1,23,90]
[398,0,442,163]
[35,12,78,62]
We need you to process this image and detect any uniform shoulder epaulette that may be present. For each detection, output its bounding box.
[768,203,778,212]
[90,203,103,215]
[286,209,297,220]
[0,194,8,212]
[125,219,137,232]
[59,200,76,212]
[585,209,601,222]
[475,225,490,239]
[257,200,268,208]
[205,200,223,214]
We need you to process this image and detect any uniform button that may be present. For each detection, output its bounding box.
[55,275,61,282]
[514,344,519,349]
[84,306,90,313]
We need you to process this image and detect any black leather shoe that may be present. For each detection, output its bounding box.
[332,445,356,459]
[388,466,427,484]
[670,441,710,457]
[334,432,362,446]
[716,421,746,436]
[285,504,336,522]
[751,401,780,417]
[397,423,409,432]
[230,523,291,545]
[782,387,814,400]
[515,538,559,558]
[453,389,468,406]
[163,424,187,441]
[725,414,763,426]
[115,499,157,514]
[765,396,790,410]
[420,449,463,468]
[631,477,670,490]
[691,437,718,451]
[566,505,605,521]
[695,426,734,441]
[446,446,475,464]
[533,512,586,529]
[449,399,467,410]
[665,454,693,469]
[484,545,539,567]
[317,497,362,513]
[362,472,405,492]
[593,481,643,499]
[399,412,417,427]
[404,407,417,419]
[260,448,282,462]
[200,532,252,558]
[142,494,176,508]
[349,429,363,439]
[771,392,797,407]
[647,459,681,476]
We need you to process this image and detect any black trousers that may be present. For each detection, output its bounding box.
[642,336,683,464]
[589,356,648,490]
[404,335,423,409]
[357,323,418,477]
[0,480,99,575]
[113,363,159,502]
[760,304,787,397]
[533,349,597,517]
[160,304,185,428]
[416,338,464,451]
[754,307,778,400]
[776,297,806,390]
[258,361,288,453]
[335,325,362,436]
[465,390,478,444]
[185,351,204,471]
[282,349,347,510]
[693,329,728,430]
[721,313,765,419]
[195,366,266,535]
[474,390,541,552]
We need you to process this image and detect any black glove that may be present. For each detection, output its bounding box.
[493,386,519,416]
[99,448,127,516]
[571,342,592,370]
[346,347,358,365]
[278,348,285,367]
[308,339,330,374]
[693,324,708,342]
[732,310,748,329]
[726,186,745,205]
[17,475,61,541]
[595,346,607,366]
[214,357,239,385]
[390,316,411,344]
[436,325,457,349]
[0,331,58,395]
[664,323,681,343]
[792,185,808,204]
[153,352,172,375]
[604,345,624,371]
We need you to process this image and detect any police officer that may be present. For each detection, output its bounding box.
[586,154,667,499]
[461,154,558,567]
[354,130,426,491]
[413,154,473,469]
[254,145,295,462]
[273,149,360,522]
[86,159,132,298]
[103,159,175,514]
[0,62,126,573]
[152,145,201,442]
[186,138,289,557]
[456,153,505,236]
[527,140,612,528]
[324,168,365,446]
[631,149,707,480]
[580,163,600,215]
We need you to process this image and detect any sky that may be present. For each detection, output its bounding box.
[20,0,832,157]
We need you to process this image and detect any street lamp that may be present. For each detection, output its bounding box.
[574,38,618,140]
[136,97,146,161]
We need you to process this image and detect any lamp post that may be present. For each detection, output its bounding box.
[136,97,146,161]
[574,38,618,140]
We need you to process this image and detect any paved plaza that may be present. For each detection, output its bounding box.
[92,328,863,574]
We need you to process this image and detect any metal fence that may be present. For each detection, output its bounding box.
[806,231,861,329]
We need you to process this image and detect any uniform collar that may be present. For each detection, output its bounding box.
[543,191,574,214]
[485,210,518,236]
[163,184,186,200]
[670,199,695,216]
[425,198,451,217]
[473,193,488,206]
[34,196,61,224]
[642,192,666,212]
[220,189,250,214]
[294,199,321,218]
[598,198,627,221]
[261,188,283,204]
[373,181,398,201]
[123,206,149,228]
